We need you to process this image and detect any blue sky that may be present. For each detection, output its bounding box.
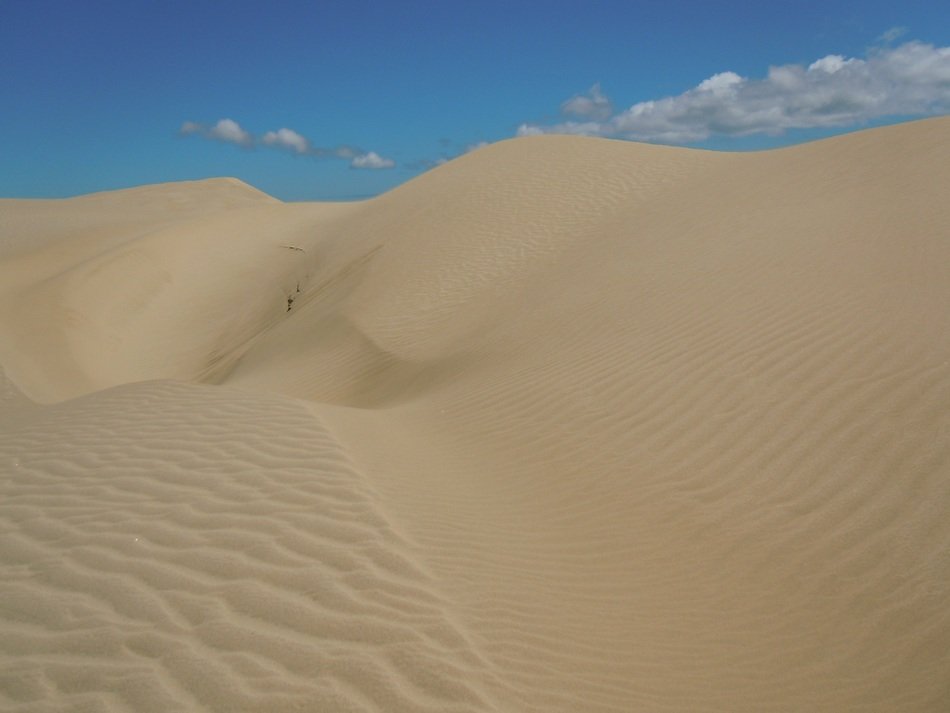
[1,0,948,201]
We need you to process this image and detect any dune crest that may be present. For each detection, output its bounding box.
[2,118,949,711]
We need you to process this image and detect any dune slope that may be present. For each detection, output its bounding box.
[2,118,949,711]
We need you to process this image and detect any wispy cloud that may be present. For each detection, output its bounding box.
[181,120,395,169]
[879,26,908,44]
[518,40,950,143]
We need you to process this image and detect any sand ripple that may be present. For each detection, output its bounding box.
[0,382,500,712]
[2,118,949,711]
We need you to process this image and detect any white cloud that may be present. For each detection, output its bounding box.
[518,40,950,144]
[350,151,395,169]
[179,118,253,146]
[181,119,394,167]
[696,71,744,93]
[516,123,545,137]
[561,83,614,120]
[262,127,310,154]
[807,55,854,74]
[207,118,253,146]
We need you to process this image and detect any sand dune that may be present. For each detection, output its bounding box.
[2,117,949,711]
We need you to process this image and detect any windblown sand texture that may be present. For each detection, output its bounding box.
[2,118,949,712]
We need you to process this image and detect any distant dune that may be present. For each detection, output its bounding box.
[2,117,949,712]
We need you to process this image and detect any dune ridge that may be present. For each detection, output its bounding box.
[2,117,949,711]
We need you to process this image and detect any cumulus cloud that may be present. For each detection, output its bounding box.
[806,55,855,74]
[180,118,253,147]
[350,151,395,169]
[181,119,394,167]
[518,40,950,143]
[561,83,614,120]
[208,118,253,145]
[262,127,310,154]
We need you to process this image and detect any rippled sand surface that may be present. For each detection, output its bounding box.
[2,118,949,711]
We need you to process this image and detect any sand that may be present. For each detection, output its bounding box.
[1,117,949,711]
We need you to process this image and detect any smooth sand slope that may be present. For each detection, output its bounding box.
[1,117,949,711]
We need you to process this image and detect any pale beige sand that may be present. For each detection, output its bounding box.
[1,117,949,711]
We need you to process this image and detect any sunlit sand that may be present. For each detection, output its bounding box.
[2,117,949,711]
